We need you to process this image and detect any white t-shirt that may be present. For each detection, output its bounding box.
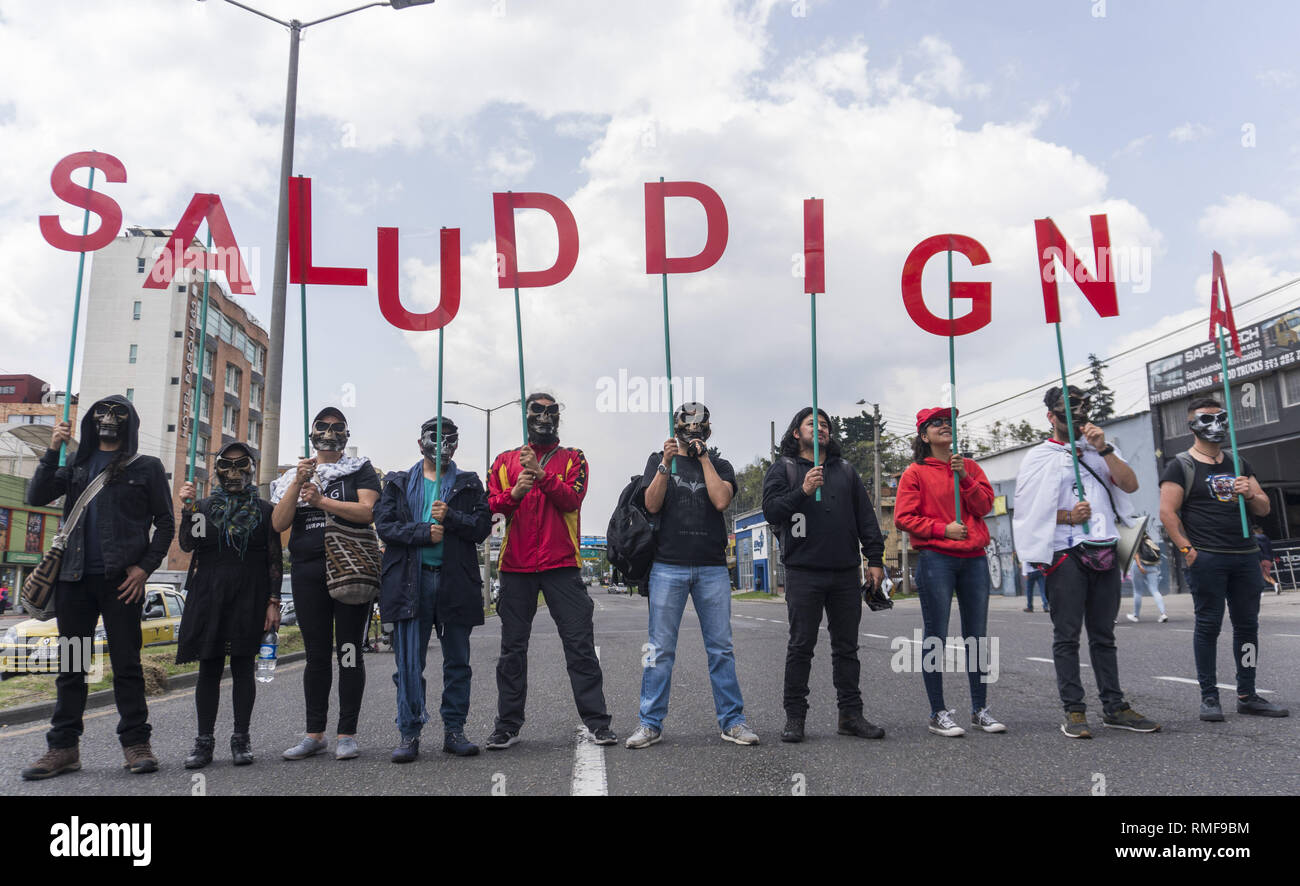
[1013,439,1135,565]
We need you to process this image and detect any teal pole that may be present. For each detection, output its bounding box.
[507,191,528,445]
[659,176,677,474]
[185,230,215,499]
[948,248,961,523]
[1217,328,1251,538]
[59,165,96,467]
[297,176,311,459]
[436,325,444,487]
[1054,323,1090,534]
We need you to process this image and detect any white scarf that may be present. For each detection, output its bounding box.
[270,454,370,507]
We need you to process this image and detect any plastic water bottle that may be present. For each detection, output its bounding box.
[256,630,278,683]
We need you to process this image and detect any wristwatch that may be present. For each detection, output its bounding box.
[657,463,669,475]
[1178,546,1192,555]
[1097,444,1115,457]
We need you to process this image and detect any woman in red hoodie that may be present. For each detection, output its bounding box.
[894,407,1005,737]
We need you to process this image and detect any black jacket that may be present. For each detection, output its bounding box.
[761,454,885,571]
[27,394,175,582]
[374,462,491,626]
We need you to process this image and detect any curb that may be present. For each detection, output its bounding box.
[0,651,308,729]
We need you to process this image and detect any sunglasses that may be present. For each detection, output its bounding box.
[95,405,129,420]
[216,456,252,471]
[527,403,560,417]
[313,421,347,433]
[1191,412,1228,426]
[924,418,953,430]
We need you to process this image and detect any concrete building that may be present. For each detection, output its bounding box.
[0,374,78,479]
[80,228,269,571]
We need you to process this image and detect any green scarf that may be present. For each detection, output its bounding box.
[208,486,262,560]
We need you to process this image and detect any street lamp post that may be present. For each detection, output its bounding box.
[446,398,521,607]
[200,0,436,492]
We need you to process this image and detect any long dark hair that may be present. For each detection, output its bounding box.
[912,434,932,464]
[779,407,841,459]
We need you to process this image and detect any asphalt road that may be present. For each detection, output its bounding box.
[2,586,1297,796]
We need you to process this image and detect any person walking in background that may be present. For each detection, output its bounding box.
[763,406,887,744]
[1252,525,1279,594]
[271,408,381,761]
[176,443,281,768]
[1127,530,1167,624]
[1023,564,1049,614]
[894,406,1005,738]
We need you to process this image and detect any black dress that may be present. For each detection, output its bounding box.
[176,498,282,663]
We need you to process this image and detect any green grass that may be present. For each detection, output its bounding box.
[0,626,304,710]
[731,590,781,601]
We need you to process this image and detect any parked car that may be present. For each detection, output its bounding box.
[490,579,500,606]
[0,585,184,678]
[279,575,297,627]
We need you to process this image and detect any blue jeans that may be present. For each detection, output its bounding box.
[1131,566,1165,618]
[1025,570,1048,610]
[915,550,991,716]
[392,568,473,738]
[639,563,745,731]
[1186,551,1261,699]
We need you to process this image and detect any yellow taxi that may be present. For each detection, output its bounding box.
[0,584,184,678]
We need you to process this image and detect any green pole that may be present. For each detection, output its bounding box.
[1217,328,1251,538]
[59,165,96,467]
[436,325,444,487]
[185,230,215,498]
[810,293,821,501]
[947,248,961,523]
[507,191,528,446]
[1054,323,1090,534]
[297,176,311,459]
[659,176,677,475]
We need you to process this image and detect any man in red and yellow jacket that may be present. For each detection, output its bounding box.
[484,392,615,750]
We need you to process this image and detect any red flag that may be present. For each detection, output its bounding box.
[803,199,824,294]
[1209,250,1242,358]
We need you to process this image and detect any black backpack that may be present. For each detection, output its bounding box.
[606,474,656,585]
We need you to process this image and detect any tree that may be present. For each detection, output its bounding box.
[1008,419,1043,445]
[1086,352,1116,421]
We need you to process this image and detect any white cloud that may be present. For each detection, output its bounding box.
[1169,122,1212,143]
[1256,69,1296,89]
[911,35,990,101]
[1198,194,1296,243]
[1114,134,1152,158]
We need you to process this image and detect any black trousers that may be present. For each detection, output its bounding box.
[1045,550,1126,715]
[292,557,370,734]
[494,567,610,733]
[195,656,256,735]
[48,574,150,749]
[783,566,863,718]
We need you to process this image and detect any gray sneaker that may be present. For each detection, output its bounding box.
[282,736,327,760]
[624,724,662,749]
[721,722,760,746]
[928,709,965,737]
[335,736,360,760]
[971,708,1007,733]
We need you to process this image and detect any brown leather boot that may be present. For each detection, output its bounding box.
[21,746,81,781]
[123,742,159,774]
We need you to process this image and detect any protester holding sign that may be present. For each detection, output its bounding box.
[1013,386,1159,739]
[763,407,887,744]
[894,407,1004,737]
[626,403,758,750]
[1158,398,1288,722]
[271,408,381,761]
[486,393,615,750]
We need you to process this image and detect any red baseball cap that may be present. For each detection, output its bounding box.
[915,406,957,431]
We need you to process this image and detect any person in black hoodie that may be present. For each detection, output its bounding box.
[21,394,175,780]
[176,442,282,768]
[374,418,491,762]
[762,406,886,744]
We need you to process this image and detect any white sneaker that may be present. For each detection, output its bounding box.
[928,709,965,737]
[624,725,661,749]
[1126,613,1139,623]
[1158,613,1169,623]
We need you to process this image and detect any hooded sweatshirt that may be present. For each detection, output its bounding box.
[894,456,995,557]
[27,394,175,581]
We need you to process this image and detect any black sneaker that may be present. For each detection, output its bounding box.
[590,726,617,746]
[1200,697,1225,722]
[1101,705,1161,733]
[837,711,885,740]
[781,717,805,743]
[1061,711,1092,738]
[443,732,480,756]
[391,736,419,763]
[485,728,520,750]
[230,733,255,766]
[1237,694,1290,717]
[184,735,215,770]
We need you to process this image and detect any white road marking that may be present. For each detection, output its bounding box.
[1274,634,1300,638]
[570,645,609,796]
[864,633,889,640]
[1155,676,1274,694]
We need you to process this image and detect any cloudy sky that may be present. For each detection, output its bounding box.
[3,0,1298,524]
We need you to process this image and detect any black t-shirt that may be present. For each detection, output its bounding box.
[641,451,737,566]
[288,462,382,562]
[1159,452,1258,553]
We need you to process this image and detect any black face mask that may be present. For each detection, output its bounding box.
[420,429,458,464]
[526,402,559,445]
[1188,411,1229,444]
[1049,393,1090,431]
[215,455,254,493]
[94,404,129,442]
[674,402,711,457]
[311,420,349,452]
